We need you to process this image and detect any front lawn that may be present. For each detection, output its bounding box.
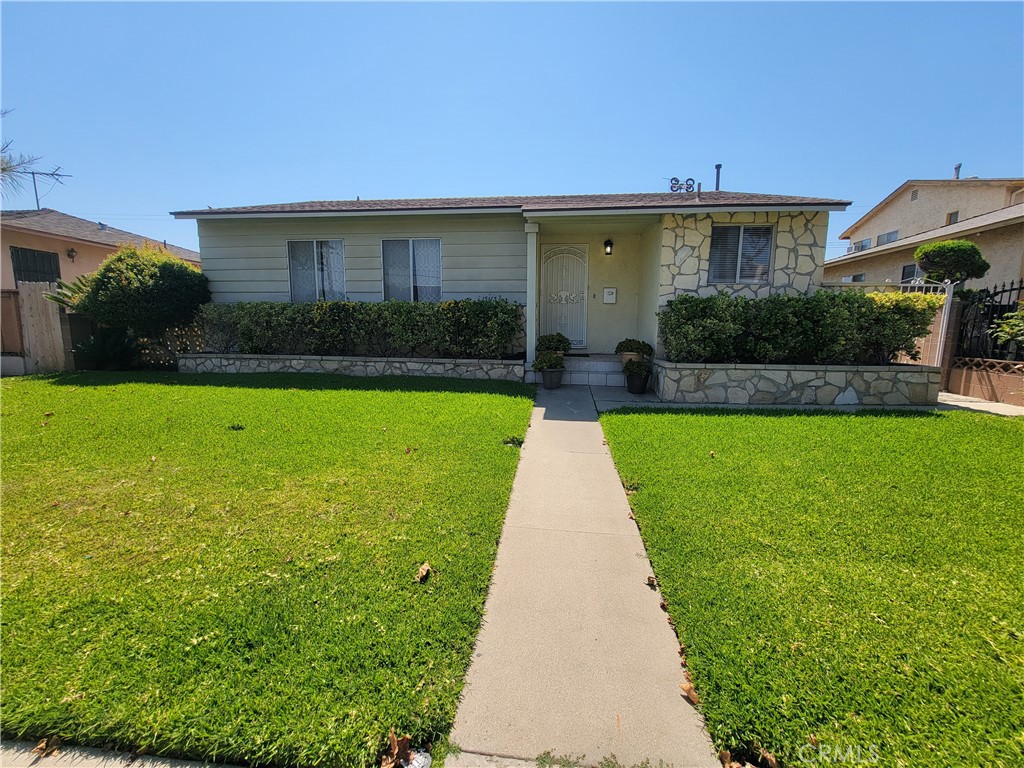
[1,373,534,767]
[600,409,1024,768]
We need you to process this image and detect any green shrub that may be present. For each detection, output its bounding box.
[614,338,654,356]
[536,333,572,354]
[195,298,523,359]
[658,291,944,365]
[622,358,652,376]
[658,293,748,363]
[73,327,139,371]
[914,240,990,284]
[989,304,1024,345]
[532,351,565,371]
[53,243,210,337]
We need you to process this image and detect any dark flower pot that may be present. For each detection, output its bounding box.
[540,368,564,389]
[626,373,650,395]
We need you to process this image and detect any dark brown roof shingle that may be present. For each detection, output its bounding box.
[2,208,200,262]
[172,191,850,218]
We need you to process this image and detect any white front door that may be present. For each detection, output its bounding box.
[540,245,588,349]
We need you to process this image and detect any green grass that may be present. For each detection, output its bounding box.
[600,409,1024,768]
[1,372,534,767]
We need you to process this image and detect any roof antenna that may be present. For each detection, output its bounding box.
[953,163,962,179]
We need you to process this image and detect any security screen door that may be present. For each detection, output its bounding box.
[540,245,588,349]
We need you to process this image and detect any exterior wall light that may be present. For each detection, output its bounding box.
[66,248,77,262]
[604,239,613,256]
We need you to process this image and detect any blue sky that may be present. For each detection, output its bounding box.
[2,2,1022,255]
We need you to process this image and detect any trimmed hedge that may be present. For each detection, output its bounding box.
[197,298,523,359]
[659,291,944,366]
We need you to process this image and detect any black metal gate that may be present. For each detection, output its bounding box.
[954,280,1023,361]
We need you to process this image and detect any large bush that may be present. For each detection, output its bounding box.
[658,291,944,365]
[54,243,210,337]
[914,240,990,284]
[196,298,523,359]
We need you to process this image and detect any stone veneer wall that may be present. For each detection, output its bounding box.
[654,360,941,406]
[659,210,829,305]
[179,353,525,382]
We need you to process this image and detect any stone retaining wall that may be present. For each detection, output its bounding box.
[179,353,524,382]
[654,360,941,406]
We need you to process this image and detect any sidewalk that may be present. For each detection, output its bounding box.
[449,386,718,768]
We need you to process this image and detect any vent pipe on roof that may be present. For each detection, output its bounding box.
[953,163,962,180]
[696,182,702,202]
[98,222,107,230]
[714,164,722,191]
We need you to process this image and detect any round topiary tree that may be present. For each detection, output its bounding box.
[55,243,210,337]
[913,239,990,284]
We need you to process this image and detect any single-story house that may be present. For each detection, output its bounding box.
[1,208,200,289]
[172,191,850,362]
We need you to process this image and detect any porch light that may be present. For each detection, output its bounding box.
[604,239,613,256]
[66,248,77,262]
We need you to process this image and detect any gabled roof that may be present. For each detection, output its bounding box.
[172,191,851,219]
[825,203,1024,268]
[1,208,200,263]
[839,178,1024,240]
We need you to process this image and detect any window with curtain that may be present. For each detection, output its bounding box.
[382,238,442,301]
[288,240,345,302]
[708,225,773,284]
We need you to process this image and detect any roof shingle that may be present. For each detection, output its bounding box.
[2,208,200,262]
[172,191,850,218]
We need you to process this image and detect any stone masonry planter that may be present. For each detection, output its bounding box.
[179,353,525,382]
[653,360,941,406]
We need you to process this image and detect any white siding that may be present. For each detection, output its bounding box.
[197,214,528,303]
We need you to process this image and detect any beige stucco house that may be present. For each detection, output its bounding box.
[1,208,200,289]
[823,178,1024,287]
[172,191,849,368]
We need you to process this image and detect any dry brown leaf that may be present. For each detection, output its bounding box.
[659,598,669,612]
[381,729,412,768]
[709,450,716,458]
[758,749,778,768]
[415,562,432,583]
[31,737,62,758]
[645,576,657,589]
[627,511,635,520]
[150,456,157,462]
[679,681,700,705]
[405,447,411,454]
[717,751,731,767]
[44,411,54,417]
[808,734,819,747]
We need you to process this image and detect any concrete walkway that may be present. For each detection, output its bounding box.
[0,742,220,768]
[450,386,718,768]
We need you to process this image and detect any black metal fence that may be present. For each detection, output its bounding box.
[955,279,1023,360]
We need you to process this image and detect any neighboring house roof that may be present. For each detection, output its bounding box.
[824,203,1024,269]
[839,178,1024,240]
[1,208,200,263]
[172,191,851,218]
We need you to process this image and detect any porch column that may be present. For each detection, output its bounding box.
[525,221,539,364]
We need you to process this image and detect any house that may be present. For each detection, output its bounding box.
[823,178,1024,287]
[171,191,850,366]
[0,209,201,375]
[1,208,200,289]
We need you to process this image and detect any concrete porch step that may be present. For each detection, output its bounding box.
[562,354,623,372]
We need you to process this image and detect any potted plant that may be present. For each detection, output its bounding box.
[532,351,566,389]
[537,332,572,357]
[623,358,652,395]
[614,338,654,364]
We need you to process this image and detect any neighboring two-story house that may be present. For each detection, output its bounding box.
[823,177,1024,287]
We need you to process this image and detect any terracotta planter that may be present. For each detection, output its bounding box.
[620,351,643,365]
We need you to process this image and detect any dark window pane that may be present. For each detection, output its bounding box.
[383,239,411,300]
[10,247,60,284]
[709,226,740,282]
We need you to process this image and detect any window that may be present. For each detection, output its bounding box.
[946,211,959,225]
[901,264,923,282]
[841,273,866,283]
[708,225,773,284]
[382,238,442,301]
[850,238,871,253]
[10,246,60,284]
[288,240,345,302]
[876,230,899,247]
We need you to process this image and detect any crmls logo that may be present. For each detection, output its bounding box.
[797,744,881,764]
